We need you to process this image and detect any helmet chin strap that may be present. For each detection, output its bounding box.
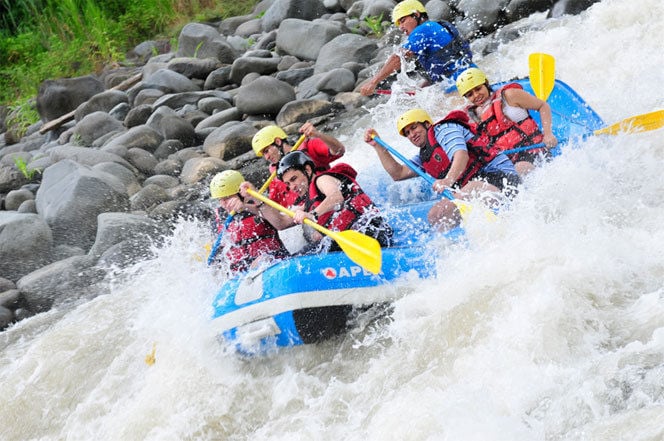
[305,165,314,181]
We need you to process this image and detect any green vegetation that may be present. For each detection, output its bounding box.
[0,0,260,109]
[363,14,389,37]
[13,156,41,180]
[5,99,40,139]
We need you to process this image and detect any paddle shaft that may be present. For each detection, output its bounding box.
[375,89,416,96]
[207,134,306,264]
[501,142,547,156]
[247,189,382,274]
[248,189,332,238]
[371,136,456,201]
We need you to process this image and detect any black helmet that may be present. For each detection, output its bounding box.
[277,151,315,180]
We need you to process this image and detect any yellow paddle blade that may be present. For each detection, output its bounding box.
[453,199,498,222]
[529,53,555,101]
[326,229,382,275]
[593,109,664,135]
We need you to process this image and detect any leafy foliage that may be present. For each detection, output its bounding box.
[5,98,39,139]
[13,156,41,180]
[364,14,388,37]
[0,0,260,106]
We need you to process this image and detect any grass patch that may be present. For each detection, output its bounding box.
[13,156,41,180]
[0,0,260,106]
[5,98,40,138]
[364,14,388,37]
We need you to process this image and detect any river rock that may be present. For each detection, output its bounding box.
[276,19,346,61]
[0,212,53,281]
[234,77,296,116]
[35,160,130,250]
[36,75,105,123]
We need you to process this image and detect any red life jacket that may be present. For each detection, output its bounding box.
[470,83,544,160]
[224,211,287,274]
[422,110,498,186]
[267,138,341,208]
[305,163,375,232]
[268,177,300,207]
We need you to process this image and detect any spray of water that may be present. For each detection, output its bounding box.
[2,0,664,439]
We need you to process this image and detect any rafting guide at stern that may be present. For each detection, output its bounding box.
[360,0,475,96]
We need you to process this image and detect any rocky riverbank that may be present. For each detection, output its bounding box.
[0,0,599,329]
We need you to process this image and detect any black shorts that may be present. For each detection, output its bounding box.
[476,171,521,190]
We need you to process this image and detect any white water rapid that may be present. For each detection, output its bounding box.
[2,0,663,439]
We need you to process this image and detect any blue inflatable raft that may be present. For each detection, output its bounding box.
[211,79,605,355]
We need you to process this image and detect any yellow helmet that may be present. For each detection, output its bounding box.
[392,0,427,26]
[456,68,488,96]
[397,109,433,136]
[252,125,287,157]
[210,170,244,199]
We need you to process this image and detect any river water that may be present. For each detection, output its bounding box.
[2,1,663,439]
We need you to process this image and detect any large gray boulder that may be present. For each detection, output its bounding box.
[315,67,356,94]
[179,157,226,185]
[4,188,35,211]
[35,159,130,250]
[167,57,222,80]
[87,212,165,259]
[0,212,53,282]
[36,75,105,123]
[16,255,106,313]
[74,90,129,122]
[203,121,258,159]
[196,107,243,131]
[276,19,346,61]
[101,125,164,154]
[47,145,134,170]
[142,69,201,94]
[71,111,126,147]
[262,0,329,32]
[229,56,281,85]
[276,99,340,127]
[314,34,378,74]
[152,90,232,111]
[176,23,237,64]
[234,76,296,116]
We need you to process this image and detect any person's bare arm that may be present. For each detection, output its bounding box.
[299,122,345,156]
[359,54,403,96]
[239,181,295,230]
[432,150,469,192]
[291,174,345,224]
[364,128,417,181]
[310,174,345,216]
[504,88,558,147]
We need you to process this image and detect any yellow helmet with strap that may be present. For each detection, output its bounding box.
[251,125,288,157]
[392,0,427,26]
[456,68,488,96]
[210,170,244,199]
[397,109,433,136]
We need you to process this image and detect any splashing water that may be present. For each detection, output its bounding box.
[2,1,664,439]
